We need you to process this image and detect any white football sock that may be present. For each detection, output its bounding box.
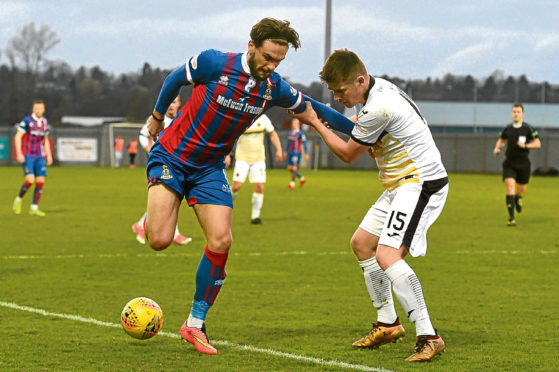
[359,257,397,324]
[186,314,204,329]
[174,225,181,237]
[138,212,147,225]
[251,192,264,219]
[384,259,436,336]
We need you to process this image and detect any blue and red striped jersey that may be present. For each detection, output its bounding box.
[286,129,307,154]
[156,49,304,168]
[17,114,49,157]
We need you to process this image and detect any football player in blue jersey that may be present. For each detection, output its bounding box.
[143,18,355,354]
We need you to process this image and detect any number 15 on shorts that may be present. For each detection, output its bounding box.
[386,211,408,237]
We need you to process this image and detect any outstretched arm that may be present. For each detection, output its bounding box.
[149,66,189,138]
[291,102,368,163]
[303,96,355,135]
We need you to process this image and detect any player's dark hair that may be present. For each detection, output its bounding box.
[513,103,524,112]
[33,99,45,105]
[250,18,301,50]
[320,49,368,85]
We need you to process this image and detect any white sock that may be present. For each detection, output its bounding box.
[186,314,204,329]
[251,192,264,219]
[359,257,397,324]
[30,204,38,211]
[138,212,147,225]
[15,196,22,202]
[384,259,436,336]
[174,225,181,238]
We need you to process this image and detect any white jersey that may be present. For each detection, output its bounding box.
[235,114,275,163]
[351,77,447,191]
[139,115,174,152]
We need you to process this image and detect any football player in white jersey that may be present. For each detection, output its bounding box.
[291,49,448,362]
[132,96,192,246]
[226,113,282,224]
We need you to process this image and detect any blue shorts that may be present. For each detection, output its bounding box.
[147,146,233,208]
[22,156,47,177]
[287,153,301,167]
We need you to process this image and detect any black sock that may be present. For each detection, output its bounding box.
[506,195,515,219]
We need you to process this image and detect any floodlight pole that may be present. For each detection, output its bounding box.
[322,0,332,104]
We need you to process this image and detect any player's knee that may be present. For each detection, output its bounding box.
[350,234,371,256]
[208,233,232,253]
[146,230,173,251]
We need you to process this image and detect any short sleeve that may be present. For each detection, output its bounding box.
[529,125,539,140]
[17,118,29,133]
[500,127,508,139]
[185,49,221,84]
[351,108,390,146]
[259,115,275,133]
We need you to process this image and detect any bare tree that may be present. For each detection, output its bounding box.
[6,22,60,74]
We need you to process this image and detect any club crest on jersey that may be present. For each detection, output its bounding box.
[219,75,229,86]
[263,79,274,101]
[161,165,173,180]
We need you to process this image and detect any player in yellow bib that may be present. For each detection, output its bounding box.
[227,113,282,224]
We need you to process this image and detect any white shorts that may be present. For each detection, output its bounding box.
[232,160,266,184]
[359,178,449,257]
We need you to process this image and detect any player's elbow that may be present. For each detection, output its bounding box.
[339,151,359,163]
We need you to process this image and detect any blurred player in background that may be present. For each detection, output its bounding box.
[113,136,124,168]
[291,49,448,362]
[127,139,138,168]
[132,96,192,245]
[493,103,541,226]
[284,118,309,189]
[226,113,282,225]
[12,100,53,216]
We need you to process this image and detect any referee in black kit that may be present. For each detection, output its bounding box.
[493,103,541,226]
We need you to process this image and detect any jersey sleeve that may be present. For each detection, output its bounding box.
[272,79,304,111]
[500,126,509,139]
[304,96,355,135]
[300,132,308,153]
[528,124,539,140]
[351,108,389,146]
[17,118,29,133]
[260,115,275,133]
[185,49,221,85]
[139,119,150,148]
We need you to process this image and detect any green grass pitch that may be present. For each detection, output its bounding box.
[1,166,558,371]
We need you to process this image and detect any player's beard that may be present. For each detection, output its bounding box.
[247,54,271,81]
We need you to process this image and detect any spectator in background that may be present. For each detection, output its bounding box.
[12,100,53,216]
[128,139,138,168]
[114,136,124,167]
[284,118,309,189]
[493,103,541,226]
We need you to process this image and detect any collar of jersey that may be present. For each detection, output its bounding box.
[32,113,43,121]
[363,75,376,102]
[241,51,251,75]
[512,122,523,128]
